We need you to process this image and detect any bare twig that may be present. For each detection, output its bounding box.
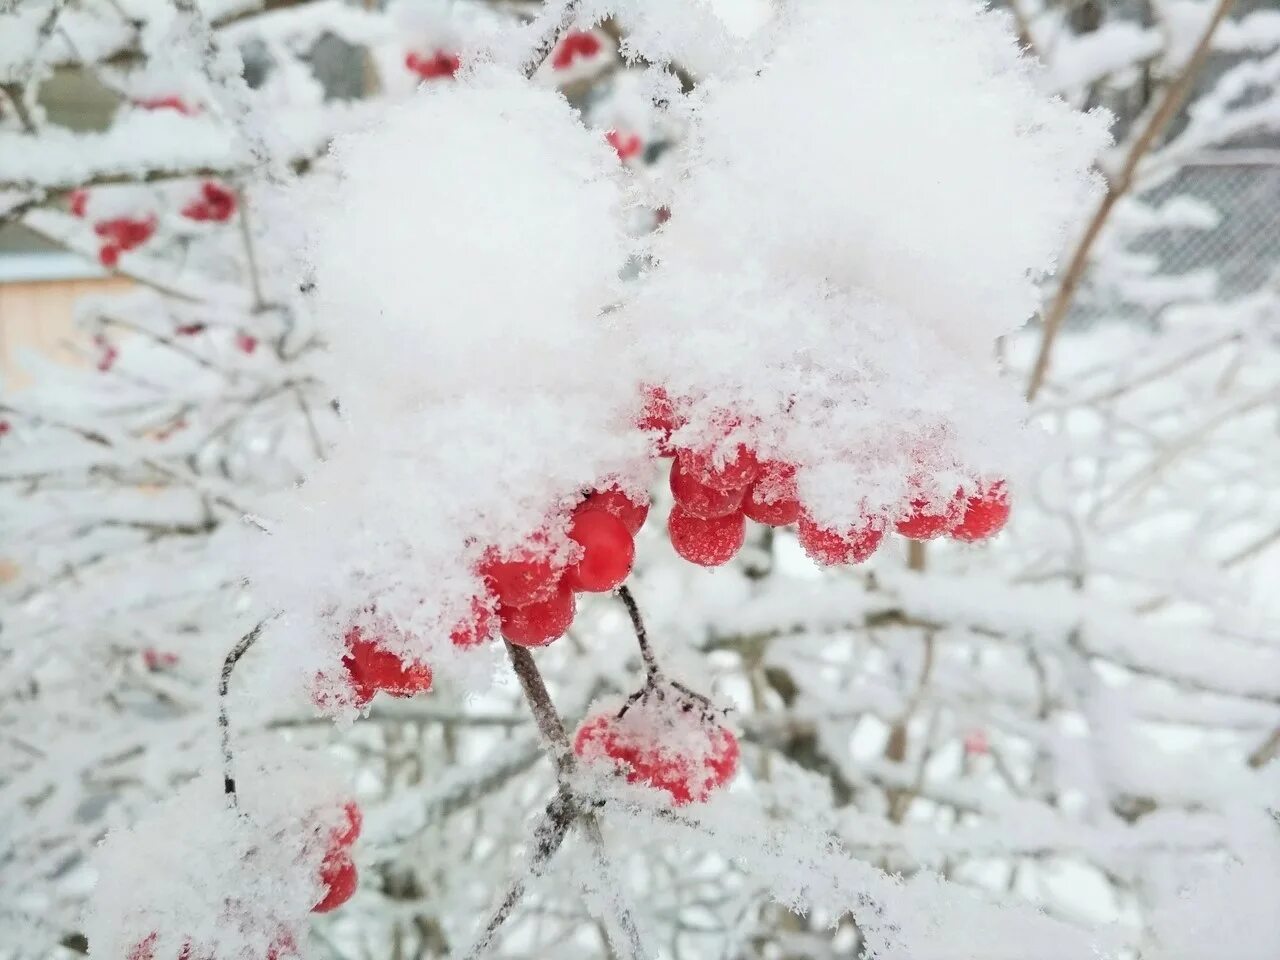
[1025,0,1238,401]
[218,618,271,803]
[618,584,659,680]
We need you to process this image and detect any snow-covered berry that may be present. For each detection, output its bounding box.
[796,514,883,566]
[499,581,575,647]
[670,458,746,520]
[479,535,564,608]
[951,481,1010,542]
[582,484,649,536]
[667,505,745,567]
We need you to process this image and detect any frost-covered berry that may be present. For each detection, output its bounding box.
[69,189,88,217]
[182,181,237,223]
[333,801,362,848]
[565,507,634,593]
[678,445,759,493]
[582,484,649,536]
[313,855,357,913]
[670,458,746,520]
[405,50,461,80]
[499,581,575,647]
[449,594,497,648]
[894,488,965,541]
[605,129,643,163]
[638,385,680,457]
[796,514,883,566]
[574,704,739,805]
[95,216,156,252]
[951,481,1010,542]
[667,505,745,567]
[479,536,564,608]
[742,461,801,526]
[551,29,602,70]
[342,629,433,705]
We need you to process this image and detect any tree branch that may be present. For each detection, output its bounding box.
[1025,0,1238,401]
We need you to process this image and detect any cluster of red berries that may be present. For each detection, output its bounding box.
[551,30,602,70]
[573,687,739,805]
[605,129,643,163]
[182,181,237,223]
[124,803,360,960]
[92,214,157,267]
[405,50,461,80]
[638,387,1010,568]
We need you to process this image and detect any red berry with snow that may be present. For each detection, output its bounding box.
[332,801,362,848]
[182,181,237,222]
[499,580,575,647]
[551,30,602,70]
[667,505,746,567]
[638,385,680,457]
[406,50,461,80]
[742,461,801,526]
[565,506,634,593]
[479,535,563,607]
[342,629,432,705]
[574,702,739,805]
[99,244,121,268]
[313,855,357,913]
[606,129,643,163]
[449,594,497,648]
[796,514,883,566]
[894,485,965,540]
[583,484,649,535]
[951,481,1010,542]
[69,189,88,217]
[670,458,745,520]
[678,445,759,493]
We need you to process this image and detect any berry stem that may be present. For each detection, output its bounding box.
[494,641,649,959]
[218,618,270,804]
[617,584,660,681]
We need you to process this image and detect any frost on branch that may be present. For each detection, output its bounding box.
[625,0,1111,529]
[241,66,650,703]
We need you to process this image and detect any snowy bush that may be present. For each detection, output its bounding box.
[1,1,1278,959]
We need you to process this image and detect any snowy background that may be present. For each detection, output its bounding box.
[1,2,1279,960]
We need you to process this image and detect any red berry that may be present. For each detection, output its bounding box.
[99,244,120,268]
[638,385,680,457]
[0,420,10,437]
[406,50,461,79]
[573,709,739,805]
[135,95,198,114]
[565,507,634,593]
[583,484,649,535]
[499,580,575,647]
[313,855,357,913]
[605,129,643,162]
[479,535,563,607]
[667,505,745,567]
[894,489,965,541]
[174,323,206,336]
[332,801,362,849]
[343,629,432,704]
[552,30,602,70]
[449,594,496,648]
[142,648,178,670]
[951,481,1010,542]
[669,458,745,520]
[742,461,801,526]
[236,331,258,354]
[69,189,88,217]
[796,514,883,566]
[127,934,157,960]
[677,445,758,493]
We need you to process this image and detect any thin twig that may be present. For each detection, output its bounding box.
[218,618,270,803]
[1025,0,1238,401]
[617,584,659,680]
